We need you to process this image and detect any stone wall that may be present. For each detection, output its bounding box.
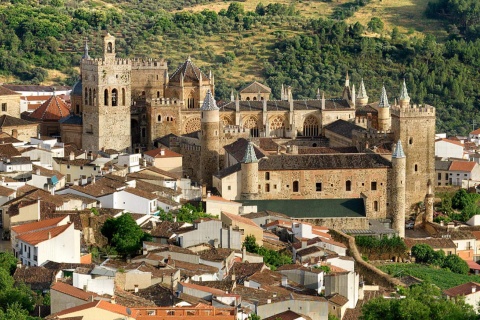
[297,217,368,230]
[329,229,406,289]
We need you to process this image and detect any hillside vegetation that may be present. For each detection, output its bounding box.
[0,0,479,134]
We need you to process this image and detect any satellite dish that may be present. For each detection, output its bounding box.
[126,307,132,316]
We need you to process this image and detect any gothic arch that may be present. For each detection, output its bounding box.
[184,117,201,134]
[303,115,319,137]
[187,90,195,109]
[242,115,260,137]
[221,115,233,126]
[269,115,286,137]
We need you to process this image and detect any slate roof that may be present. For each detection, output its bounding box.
[355,104,377,116]
[219,99,350,112]
[29,95,71,121]
[258,153,391,171]
[392,140,405,158]
[0,85,21,96]
[59,113,82,125]
[237,198,366,218]
[435,160,452,171]
[214,162,241,179]
[240,81,271,94]
[399,79,410,100]
[0,114,36,127]
[324,119,366,139]
[201,90,219,111]
[170,58,209,83]
[224,138,264,163]
[71,80,82,96]
[378,85,390,108]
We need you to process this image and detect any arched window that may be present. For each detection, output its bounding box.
[346,180,352,191]
[112,88,118,106]
[107,42,113,53]
[246,97,250,101]
[93,89,96,104]
[409,137,413,145]
[293,181,299,192]
[104,89,109,106]
[415,164,418,172]
[265,172,270,180]
[253,97,257,101]
[157,115,162,122]
[88,88,92,106]
[243,116,259,137]
[187,92,195,109]
[84,88,88,105]
[122,88,126,105]
[303,115,319,137]
[157,91,160,99]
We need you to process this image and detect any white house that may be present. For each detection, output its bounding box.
[11,216,81,266]
[28,165,65,191]
[470,128,480,146]
[449,161,480,186]
[444,282,480,313]
[117,153,141,173]
[435,138,465,159]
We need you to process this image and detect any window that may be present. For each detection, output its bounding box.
[265,172,270,180]
[121,88,125,105]
[1,103,6,112]
[409,137,413,145]
[112,88,118,106]
[374,201,378,211]
[141,127,146,138]
[227,186,231,190]
[274,184,277,189]
[293,181,299,192]
[107,42,113,53]
[67,174,71,182]
[438,173,441,180]
[80,166,83,170]
[414,164,418,172]
[157,91,160,98]
[371,181,377,190]
[157,115,162,122]
[104,89,109,106]
[346,180,351,191]
[265,184,270,192]
[316,182,322,192]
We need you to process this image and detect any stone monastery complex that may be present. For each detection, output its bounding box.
[11,33,436,238]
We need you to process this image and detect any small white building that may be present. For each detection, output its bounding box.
[117,153,141,173]
[444,282,480,313]
[435,138,465,159]
[11,215,81,266]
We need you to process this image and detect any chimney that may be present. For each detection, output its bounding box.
[242,246,247,262]
[83,285,87,291]
[160,148,165,156]
[267,299,271,304]
[69,151,75,161]
[16,260,22,269]
[231,273,236,282]
[36,168,40,175]
[207,191,211,198]
[11,129,17,139]
[281,276,288,287]
[91,174,95,184]
[48,232,51,239]
[111,296,116,304]
[301,239,308,249]
[134,285,139,293]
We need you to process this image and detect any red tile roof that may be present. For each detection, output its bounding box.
[17,223,71,245]
[29,95,71,121]
[144,147,182,158]
[444,282,480,297]
[50,281,97,301]
[179,281,230,295]
[435,138,464,147]
[53,300,138,318]
[449,161,477,172]
[470,128,480,135]
[11,215,67,234]
[222,211,261,228]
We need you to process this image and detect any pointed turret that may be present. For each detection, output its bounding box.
[201,89,219,111]
[82,39,90,59]
[316,88,321,100]
[351,84,356,108]
[345,71,350,88]
[399,79,410,108]
[321,91,325,110]
[356,78,369,106]
[391,139,406,238]
[243,141,259,163]
[230,89,235,102]
[378,85,390,108]
[281,84,285,100]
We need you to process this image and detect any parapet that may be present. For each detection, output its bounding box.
[131,58,167,69]
[390,104,435,117]
[223,125,248,134]
[82,58,131,66]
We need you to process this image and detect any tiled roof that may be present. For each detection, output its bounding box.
[32,165,64,179]
[324,119,366,139]
[201,90,219,111]
[241,210,290,220]
[296,246,323,257]
[258,138,280,151]
[435,160,452,171]
[53,300,138,318]
[471,128,480,135]
[134,284,181,307]
[144,147,182,158]
[0,143,21,158]
[29,95,71,121]
[0,85,21,96]
[435,138,463,147]
[298,146,358,154]
[124,187,158,200]
[449,161,476,172]
[198,247,234,262]
[3,84,70,93]
[11,215,67,234]
[213,162,241,179]
[232,262,266,280]
[13,266,56,291]
[258,153,390,171]
[0,185,15,197]
[17,223,71,245]
[69,177,126,197]
[170,58,209,83]
[263,310,308,320]
[222,211,260,228]
[219,99,351,112]
[444,282,480,297]
[51,281,97,301]
[179,281,226,295]
[172,259,218,277]
[142,166,181,180]
[0,114,36,127]
[404,238,456,249]
[326,293,349,306]
[240,81,271,94]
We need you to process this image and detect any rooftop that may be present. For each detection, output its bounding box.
[324,119,367,139]
[444,282,480,297]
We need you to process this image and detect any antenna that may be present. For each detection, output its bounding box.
[473,119,477,132]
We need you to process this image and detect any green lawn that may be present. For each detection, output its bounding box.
[378,263,480,290]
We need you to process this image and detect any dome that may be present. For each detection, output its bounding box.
[71,79,82,96]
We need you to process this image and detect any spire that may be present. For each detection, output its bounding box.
[357,78,368,99]
[201,90,219,111]
[230,89,235,102]
[399,78,410,100]
[345,71,350,87]
[392,140,405,158]
[242,141,258,163]
[351,84,356,107]
[378,85,390,108]
[316,88,321,100]
[82,39,90,59]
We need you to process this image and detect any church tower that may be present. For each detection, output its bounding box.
[241,141,259,200]
[391,80,436,212]
[391,140,406,238]
[81,33,132,152]
[377,85,391,132]
[200,90,220,187]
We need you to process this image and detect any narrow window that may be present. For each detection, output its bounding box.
[293,181,299,192]
[265,184,270,192]
[346,180,351,191]
[371,181,377,191]
[158,115,162,122]
[438,173,441,180]
[88,88,92,105]
[122,88,125,105]
[409,137,413,145]
[1,103,6,112]
[414,164,418,172]
[374,201,378,211]
[265,172,270,180]
[112,88,118,106]
[316,182,322,192]
[104,89,109,106]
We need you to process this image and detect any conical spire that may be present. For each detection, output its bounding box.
[399,79,410,100]
[345,71,350,87]
[201,90,219,111]
[392,140,405,158]
[357,78,368,99]
[82,39,90,59]
[242,141,258,163]
[378,85,390,108]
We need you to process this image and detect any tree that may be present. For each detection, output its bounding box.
[101,213,152,256]
[452,189,471,210]
[443,254,469,274]
[247,314,261,320]
[226,2,244,20]
[411,243,435,263]
[0,253,17,276]
[243,235,258,253]
[367,17,384,33]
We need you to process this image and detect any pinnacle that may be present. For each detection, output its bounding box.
[201,90,219,111]
[400,78,410,101]
[378,85,390,108]
[357,78,368,99]
[242,141,259,163]
[392,140,406,158]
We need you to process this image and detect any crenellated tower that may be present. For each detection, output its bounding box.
[81,33,132,152]
[200,90,220,187]
[391,140,406,238]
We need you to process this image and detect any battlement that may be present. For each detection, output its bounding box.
[82,58,130,66]
[131,58,167,69]
[223,125,248,134]
[354,128,395,140]
[150,98,183,106]
[391,104,435,117]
